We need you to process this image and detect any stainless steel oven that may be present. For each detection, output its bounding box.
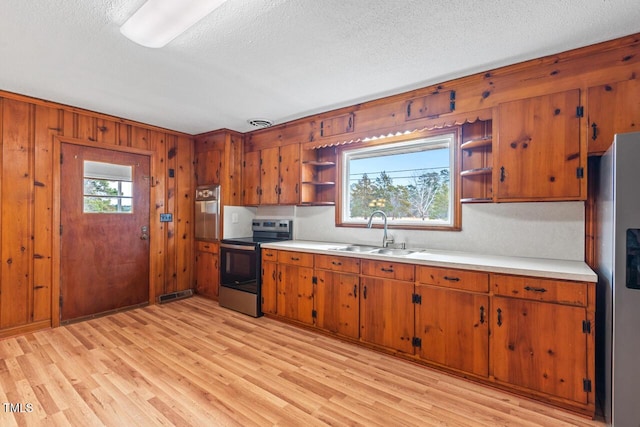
[219,219,292,317]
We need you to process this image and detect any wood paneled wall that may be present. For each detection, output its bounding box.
[0,92,194,337]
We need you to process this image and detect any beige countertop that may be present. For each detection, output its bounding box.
[260,240,597,282]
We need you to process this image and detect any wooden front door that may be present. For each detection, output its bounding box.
[60,143,150,322]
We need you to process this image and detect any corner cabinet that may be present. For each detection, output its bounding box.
[495,90,586,201]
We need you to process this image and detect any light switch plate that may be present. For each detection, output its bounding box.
[160,213,173,222]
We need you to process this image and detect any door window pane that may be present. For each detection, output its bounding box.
[83,161,133,213]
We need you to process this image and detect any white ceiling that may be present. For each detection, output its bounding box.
[1,1,639,135]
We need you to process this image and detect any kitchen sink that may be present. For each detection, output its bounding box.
[333,245,379,252]
[373,248,416,256]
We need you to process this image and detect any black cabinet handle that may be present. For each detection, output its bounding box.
[278,271,281,281]
[291,257,300,261]
[500,166,506,182]
[353,285,357,298]
[363,286,367,299]
[443,276,460,282]
[479,306,485,324]
[381,267,394,273]
[331,261,342,266]
[524,286,547,293]
[591,122,598,140]
[272,270,276,280]
[497,308,503,327]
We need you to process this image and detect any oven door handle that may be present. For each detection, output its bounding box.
[220,243,257,251]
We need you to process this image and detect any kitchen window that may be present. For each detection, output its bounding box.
[338,131,459,229]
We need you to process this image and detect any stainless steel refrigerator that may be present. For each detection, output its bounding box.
[596,131,640,425]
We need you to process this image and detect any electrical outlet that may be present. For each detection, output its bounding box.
[231,213,239,224]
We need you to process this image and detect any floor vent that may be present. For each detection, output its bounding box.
[158,289,194,304]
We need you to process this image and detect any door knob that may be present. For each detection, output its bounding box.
[140,226,149,240]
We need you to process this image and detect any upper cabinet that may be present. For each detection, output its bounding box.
[587,79,640,155]
[495,90,586,201]
[195,148,221,185]
[243,143,301,206]
[405,91,456,121]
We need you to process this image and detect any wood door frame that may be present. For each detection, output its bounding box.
[52,137,155,327]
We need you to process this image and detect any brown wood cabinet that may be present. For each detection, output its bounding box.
[276,251,314,324]
[415,266,489,377]
[315,269,359,339]
[491,274,594,409]
[495,90,585,200]
[244,144,301,205]
[195,149,221,185]
[359,276,415,354]
[262,247,596,416]
[587,79,640,155]
[194,241,219,299]
[261,257,278,315]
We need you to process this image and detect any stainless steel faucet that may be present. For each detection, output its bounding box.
[367,210,394,247]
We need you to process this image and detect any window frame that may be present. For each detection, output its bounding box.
[335,127,461,231]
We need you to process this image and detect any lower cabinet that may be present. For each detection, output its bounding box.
[491,296,589,404]
[261,258,277,315]
[415,285,489,377]
[359,276,415,354]
[194,241,219,299]
[260,249,595,415]
[276,251,314,325]
[315,270,359,339]
[414,266,490,377]
[490,274,594,408]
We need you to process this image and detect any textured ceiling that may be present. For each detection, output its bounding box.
[1,0,639,134]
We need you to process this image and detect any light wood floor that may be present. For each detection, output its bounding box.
[0,296,604,426]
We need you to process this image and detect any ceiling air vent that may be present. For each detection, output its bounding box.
[247,118,273,128]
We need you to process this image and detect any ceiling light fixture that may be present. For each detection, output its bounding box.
[120,0,227,48]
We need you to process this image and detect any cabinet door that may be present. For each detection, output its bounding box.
[277,264,314,325]
[415,286,488,377]
[195,149,221,185]
[260,146,280,205]
[195,251,219,299]
[359,277,414,354]
[278,143,301,205]
[261,261,277,315]
[496,90,583,200]
[243,150,261,205]
[491,296,589,404]
[587,80,640,154]
[315,270,359,338]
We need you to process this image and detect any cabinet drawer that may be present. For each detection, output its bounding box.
[361,260,414,282]
[278,250,314,267]
[262,248,278,261]
[197,241,219,254]
[416,266,489,293]
[492,274,588,306]
[314,254,360,274]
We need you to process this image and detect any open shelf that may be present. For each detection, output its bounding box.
[301,147,336,205]
[460,121,493,203]
[461,137,492,151]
